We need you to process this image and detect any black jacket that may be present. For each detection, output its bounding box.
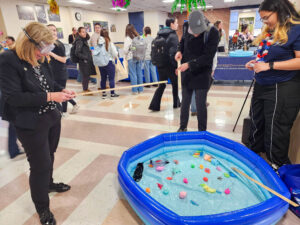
[49,40,68,81]
[0,50,63,129]
[68,34,75,44]
[178,24,219,89]
[157,27,179,68]
[75,36,96,76]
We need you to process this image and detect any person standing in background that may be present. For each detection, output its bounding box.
[0,36,23,159]
[98,29,119,98]
[75,27,96,93]
[148,17,181,111]
[239,24,254,50]
[68,27,77,44]
[143,26,158,88]
[90,23,102,47]
[124,24,144,94]
[48,24,79,114]
[214,20,227,52]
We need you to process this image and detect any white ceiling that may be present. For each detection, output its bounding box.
[29,0,263,13]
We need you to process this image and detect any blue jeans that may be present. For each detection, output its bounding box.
[99,61,115,94]
[128,59,143,93]
[191,91,196,113]
[144,60,158,84]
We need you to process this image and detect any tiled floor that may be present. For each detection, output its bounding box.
[0,80,299,225]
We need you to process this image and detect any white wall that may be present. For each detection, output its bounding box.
[144,11,169,37]
[0,0,168,44]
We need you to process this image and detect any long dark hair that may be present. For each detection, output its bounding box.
[214,20,222,39]
[259,0,300,26]
[255,0,300,45]
[100,29,110,51]
[125,24,139,39]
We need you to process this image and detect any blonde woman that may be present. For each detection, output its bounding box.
[245,0,300,170]
[0,22,75,225]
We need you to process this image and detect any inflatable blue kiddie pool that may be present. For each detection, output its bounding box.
[118,132,290,225]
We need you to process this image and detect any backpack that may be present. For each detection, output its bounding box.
[151,35,169,67]
[92,43,110,67]
[131,36,146,61]
[70,41,79,63]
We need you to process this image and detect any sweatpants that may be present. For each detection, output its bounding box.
[249,76,300,167]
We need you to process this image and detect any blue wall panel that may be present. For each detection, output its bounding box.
[128,12,144,35]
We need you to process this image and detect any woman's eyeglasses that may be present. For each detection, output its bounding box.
[260,12,274,22]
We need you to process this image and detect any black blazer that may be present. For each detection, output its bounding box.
[0,50,63,129]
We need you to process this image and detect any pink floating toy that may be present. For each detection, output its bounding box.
[216,166,222,171]
[204,154,212,161]
[183,178,188,184]
[157,183,163,190]
[156,166,164,172]
[225,188,231,195]
[179,191,187,199]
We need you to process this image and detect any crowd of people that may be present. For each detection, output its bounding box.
[0,0,299,224]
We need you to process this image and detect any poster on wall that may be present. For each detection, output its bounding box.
[48,9,60,22]
[16,5,35,20]
[56,28,64,39]
[83,22,92,32]
[93,21,108,31]
[110,24,116,32]
[34,5,47,24]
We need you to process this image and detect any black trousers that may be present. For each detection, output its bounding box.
[149,66,180,111]
[249,76,300,167]
[55,79,77,112]
[180,87,208,131]
[15,110,61,213]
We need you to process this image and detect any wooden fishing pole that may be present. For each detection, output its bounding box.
[232,167,299,207]
[177,60,182,90]
[77,81,168,96]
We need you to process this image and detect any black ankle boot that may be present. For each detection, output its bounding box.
[49,182,71,193]
[39,209,56,225]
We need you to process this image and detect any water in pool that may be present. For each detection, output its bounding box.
[128,144,271,217]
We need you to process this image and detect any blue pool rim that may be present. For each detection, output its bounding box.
[118,131,290,225]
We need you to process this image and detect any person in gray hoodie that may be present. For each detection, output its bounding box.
[143,26,158,87]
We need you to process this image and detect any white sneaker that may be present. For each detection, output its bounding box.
[70,105,79,114]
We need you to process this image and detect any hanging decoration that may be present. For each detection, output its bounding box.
[112,0,131,10]
[47,0,59,15]
[172,0,207,14]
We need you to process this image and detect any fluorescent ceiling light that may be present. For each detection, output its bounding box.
[242,9,252,12]
[224,0,235,2]
[110,7,127,11]
[172,4,213,9]
[69,0,94,5]
[162,0,174,3]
